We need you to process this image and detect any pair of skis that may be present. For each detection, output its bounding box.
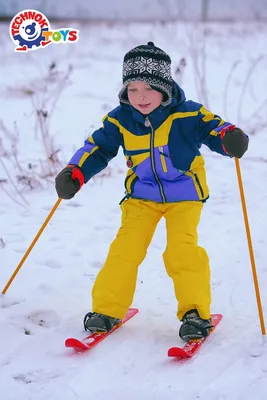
[65,308,223,359]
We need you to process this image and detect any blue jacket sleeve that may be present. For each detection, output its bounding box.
[69,113,122,183]
[197,105,234,156]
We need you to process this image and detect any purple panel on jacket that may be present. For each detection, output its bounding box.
[132,146,200,203]
[135,157,155,183]
[213,122,232,133]
[69,142,95,165]
[154,145,182,181]
[132,176,199,202]
[160,176,199,202]
[133,180,162,202]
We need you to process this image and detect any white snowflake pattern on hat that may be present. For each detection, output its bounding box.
[123,57,171,80]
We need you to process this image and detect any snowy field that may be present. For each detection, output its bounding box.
[1,21,267,400]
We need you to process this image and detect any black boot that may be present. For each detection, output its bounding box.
[179,309,213,342]
[83,312,122,334]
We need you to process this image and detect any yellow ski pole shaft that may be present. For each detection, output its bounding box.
[2,198,62,295]
[235,157,266,335]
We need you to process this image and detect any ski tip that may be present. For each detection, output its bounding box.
[128,308,139,314]
[211,314,223,323]
[168,347,191,358]
[65,338,90,349]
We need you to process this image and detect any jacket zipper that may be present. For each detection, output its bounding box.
[146,117,166,202]
[188,170,204,198]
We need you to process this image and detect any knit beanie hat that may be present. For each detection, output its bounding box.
[118,41,173,106]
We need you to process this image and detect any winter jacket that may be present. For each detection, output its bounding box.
[69,82,233,203]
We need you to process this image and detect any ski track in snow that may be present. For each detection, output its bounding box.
[1,21,267,399]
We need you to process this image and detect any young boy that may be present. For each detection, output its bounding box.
[55,42,248,342]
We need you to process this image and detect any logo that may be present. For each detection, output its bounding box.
[9,9,79,52]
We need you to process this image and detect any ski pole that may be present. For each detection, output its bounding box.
[235,157,266,335]
[2,198,62,295]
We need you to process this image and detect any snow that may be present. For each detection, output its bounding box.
[1,21,267,400]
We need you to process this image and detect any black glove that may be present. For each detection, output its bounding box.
[222,127,248,158]
[55,165,84,199]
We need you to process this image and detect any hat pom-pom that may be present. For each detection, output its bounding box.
[147,41,155,46]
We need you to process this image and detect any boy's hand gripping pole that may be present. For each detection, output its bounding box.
[2,198,62,295]
[235,158,266,336]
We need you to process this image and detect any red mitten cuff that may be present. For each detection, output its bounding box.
[68,165,85,187]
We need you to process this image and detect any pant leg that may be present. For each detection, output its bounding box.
[163,201,211,320]
[92,199,162,319]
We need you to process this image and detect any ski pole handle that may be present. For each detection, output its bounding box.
[2,198,62,295]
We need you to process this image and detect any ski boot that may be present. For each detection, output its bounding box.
[179,309,213,342]
[83,312,122,334]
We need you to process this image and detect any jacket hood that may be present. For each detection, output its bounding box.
[172,81,186,106]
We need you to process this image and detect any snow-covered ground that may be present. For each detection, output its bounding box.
[1,21,267,400]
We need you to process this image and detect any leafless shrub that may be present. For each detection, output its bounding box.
[0,156,28,207]
[187,24,210,109]
[174,57,187,86]
[30,62,73,176]
[224,56,267,134]
[0,62,72,199]
[223,60,242,121]
[186,24,267,134]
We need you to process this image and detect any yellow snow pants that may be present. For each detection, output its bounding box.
[92,198,211,321]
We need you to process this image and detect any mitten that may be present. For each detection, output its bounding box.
[55,165,84,199]
[221,126,248,158]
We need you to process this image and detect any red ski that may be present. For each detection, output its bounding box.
[65,308,138,351]
[168,314,223,359]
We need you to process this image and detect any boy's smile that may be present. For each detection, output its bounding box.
[138,103,151,110]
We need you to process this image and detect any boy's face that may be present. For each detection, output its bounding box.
[127,81,163,114]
